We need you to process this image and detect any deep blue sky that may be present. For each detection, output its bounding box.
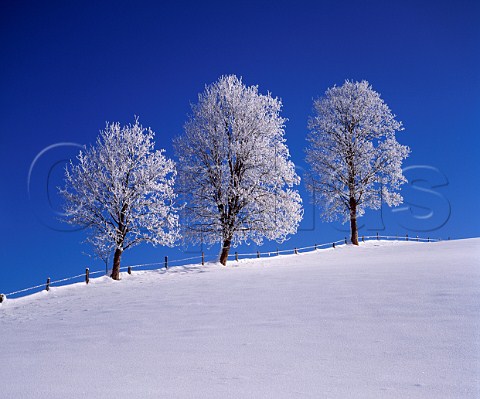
[1,0,479,295]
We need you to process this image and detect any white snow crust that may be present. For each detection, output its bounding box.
[1,239,479,398]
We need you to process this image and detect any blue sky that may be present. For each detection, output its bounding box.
[1,0,479,295]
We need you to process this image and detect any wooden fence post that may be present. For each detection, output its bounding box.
[202,252,205,265]
[127,266,132,275]
[165,256,168,270]
[85,268,89,284]
[344,237,347,244]
[257,251,260,258]
[376,232,379,240]
[406,233,409,241]
[314,243,317,250]
[276,248,279,256]
[46,277,50,292]
[294,248,298,254]
[332,242,335,248]
[235,251,239,262]
[362,235,364,242]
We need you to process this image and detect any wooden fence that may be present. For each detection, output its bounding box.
[0,234,443,303]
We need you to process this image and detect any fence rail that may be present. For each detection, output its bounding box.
[0,234,443,302]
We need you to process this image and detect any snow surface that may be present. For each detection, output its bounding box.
[1,239,479,398]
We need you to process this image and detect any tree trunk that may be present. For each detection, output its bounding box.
[349,198,359,245]
[111,248,122,280]
[219,238,231,266]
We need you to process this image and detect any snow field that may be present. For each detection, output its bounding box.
[1,239,479,398]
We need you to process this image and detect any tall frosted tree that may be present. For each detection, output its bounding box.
[306,80,410,245]
[175,75,303,265]
[60,118,180,280]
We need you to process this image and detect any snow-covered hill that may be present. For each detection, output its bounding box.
[1,239,479,398]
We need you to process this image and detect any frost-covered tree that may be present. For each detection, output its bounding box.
[306,80,410,245]
[175,75,303,265]
[60,118,180,280]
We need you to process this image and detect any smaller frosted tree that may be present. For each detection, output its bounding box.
[175,75,303,265]
[60,118,180,279]
[306,80,410,245]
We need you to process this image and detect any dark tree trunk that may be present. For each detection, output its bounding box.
[111,248,122,280]
[349,197,359,245]
[219,238,231,266]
